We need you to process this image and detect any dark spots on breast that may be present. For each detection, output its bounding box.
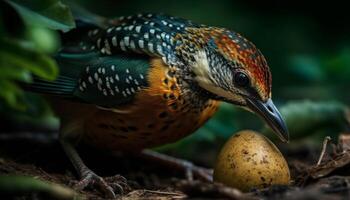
[158,111,168,118]
[164,119,175,124]
[112,133,128,139]
[170,84,176,90]
[127,126,138,132]
[168,93,176,100]
[140,132,152,136]
[170,103,178,110]
[160,124,169,131]
[97,123,126,131]
[147,123,155,129]
[163,78,168,85]
[120,127,129,133]
[117,118,125,124]
[260,176,266,182]
[138,135,148,139]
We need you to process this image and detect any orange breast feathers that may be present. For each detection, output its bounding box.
[144,58,220,128]
[83,58,219,151]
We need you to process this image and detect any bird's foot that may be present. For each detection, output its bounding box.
[74,170,130,198]
[140,149,213,182]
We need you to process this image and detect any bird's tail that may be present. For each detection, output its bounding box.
[23,5,107,98]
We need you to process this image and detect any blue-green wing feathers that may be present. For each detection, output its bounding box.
[29,46,150,107]
[27,13,198,107]
[73,50,149,107]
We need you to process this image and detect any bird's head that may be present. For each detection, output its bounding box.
[179,28,289,142]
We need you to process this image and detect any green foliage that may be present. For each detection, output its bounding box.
[0,0,74,111]
[0,175,80,199]
[7,0,75,32]
[0,38,57,81]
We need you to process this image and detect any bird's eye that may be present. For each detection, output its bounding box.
[234,72,249,87]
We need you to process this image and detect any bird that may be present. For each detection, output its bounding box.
[26,12,289,197]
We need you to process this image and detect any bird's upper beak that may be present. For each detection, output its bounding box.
[246,98,289,142]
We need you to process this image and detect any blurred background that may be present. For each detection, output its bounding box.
[0,0,349,166]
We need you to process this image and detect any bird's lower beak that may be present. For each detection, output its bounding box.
[246,98,289,143]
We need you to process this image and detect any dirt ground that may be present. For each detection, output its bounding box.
[0,131,350,200]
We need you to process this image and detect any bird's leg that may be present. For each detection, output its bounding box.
[139,149,213,182]
[60,138,117,198]
[60,137,129,198]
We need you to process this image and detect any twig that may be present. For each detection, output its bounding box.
[138,149,213,181]
[142,189,185,196]
[317,136,331,166]
[175,180,255,200]
[124,189,186,199]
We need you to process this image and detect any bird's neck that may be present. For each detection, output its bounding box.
[172,62,219,109]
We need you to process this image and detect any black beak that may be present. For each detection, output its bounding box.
[246,98,289,142]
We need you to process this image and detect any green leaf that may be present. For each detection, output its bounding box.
[6,0,75,32]
[0,37,58,110]
[0,38,58,80]
[26,26,60,53]
[0,79,26,110]
[0,175,80,199]
[0,64,32,82]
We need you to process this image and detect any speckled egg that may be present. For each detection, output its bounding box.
[213,130,290,191]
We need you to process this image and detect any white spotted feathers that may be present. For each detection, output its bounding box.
[71,51,150,107]
[86,13,199,66]
[79,64,145,97]
[71,13,201,107]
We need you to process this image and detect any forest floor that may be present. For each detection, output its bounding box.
[0,131,350,200]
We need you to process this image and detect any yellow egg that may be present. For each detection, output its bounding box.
[213,130,290,191]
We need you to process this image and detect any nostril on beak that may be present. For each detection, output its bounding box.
[267,105,274,113]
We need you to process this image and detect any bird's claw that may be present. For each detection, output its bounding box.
[105,175,132,193]
[74,171,130,198]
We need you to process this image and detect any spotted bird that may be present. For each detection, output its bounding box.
[27,13,289,197]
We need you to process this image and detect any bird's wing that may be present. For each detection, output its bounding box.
[78,13,202,66]
[28,46,149,107]
[28,13,199,107]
